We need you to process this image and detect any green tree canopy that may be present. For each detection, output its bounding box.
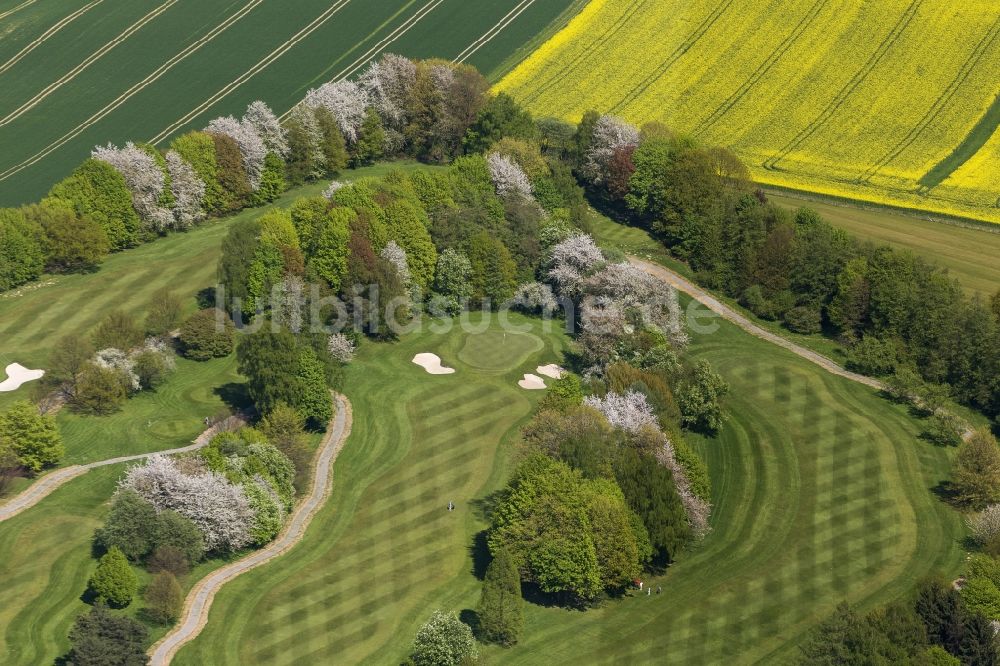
[0,400,64,474]
[88,546,138,607]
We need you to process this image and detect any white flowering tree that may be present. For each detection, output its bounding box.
[322,180,345,200]
[205,115,268,189]
[242,100,288,157]
[511,282,559,314]
[487,152,532,199]
[584,392,712,536]
[380,240,411,284]
[547,234,605,297]
[120,455,255,552]
[327,333,355,364]
[303,79,369,143]
[92,142,173,232]
[358,54,415,129]
[93,348,140,393]
[653,430,712,537]
[429,63,455,94]
[583,390,658,434]
[582,115,639,185]
[165,150,205,228]
[970,504,1000,546]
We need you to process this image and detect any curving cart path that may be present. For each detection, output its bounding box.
[0,414,245,522]
[629,256,885,390]
[149,393,352,666]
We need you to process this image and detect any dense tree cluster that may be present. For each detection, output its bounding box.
[801,579,999,665]
[570,112,1000,423]
[0,400,64,485]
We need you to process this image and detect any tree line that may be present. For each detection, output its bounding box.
[546,112,1000,427]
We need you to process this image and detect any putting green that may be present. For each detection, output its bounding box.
[457,329,544,373]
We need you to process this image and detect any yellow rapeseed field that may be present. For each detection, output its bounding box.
[498,0,1000,224]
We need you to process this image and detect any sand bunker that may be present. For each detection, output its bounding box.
[518,373,546,390]
[536,364,564,379]
[0,363,44,392]
[412,353,455,375]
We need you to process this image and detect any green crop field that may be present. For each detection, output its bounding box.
[0,0,578,205]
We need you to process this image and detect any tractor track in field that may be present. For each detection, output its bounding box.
[609,0,737,115]
[520,0,652,106]
[0,0,179,129]
[693,0,827,137]
[763,0,925,170]
[0,414,246,523]
[0,0,37,23]
[857,13,1000,184]
[0,0,104,77]
[454,0,536,64]
[148,393,352,666]
[148,0,359,144]
[0,0,266,181]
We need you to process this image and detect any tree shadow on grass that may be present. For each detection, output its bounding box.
[213,382,252,413]
[469,530,491,581]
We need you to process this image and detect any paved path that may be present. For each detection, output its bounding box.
[148,393,353,666]
[0,415,245,523]
[629,256,885,391]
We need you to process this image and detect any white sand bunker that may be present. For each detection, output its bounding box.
[518,373,546,390]
[0,363,44,392]
[412,353,455,375]
[536,364,564,379]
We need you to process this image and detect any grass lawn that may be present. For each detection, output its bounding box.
[489,298,965,664]
[171,312,571,664]
[767,191,1000,297]
[0,160,440,412]
[173,308,964,663]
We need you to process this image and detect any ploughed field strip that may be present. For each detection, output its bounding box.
[499,0,1000,224]
[0,0,578,203]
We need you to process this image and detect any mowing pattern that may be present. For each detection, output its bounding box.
[0,0,578,203]
[498,0,1000,224]
[497,323,963,665]
[171,318,564,664]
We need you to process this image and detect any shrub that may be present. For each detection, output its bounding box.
[148,545,190,577]
[88,547,138,607]
[411,610,478,666]
[95,489,158,560]
[92,310,143,351]
[476,547,523,646]
[67,603,148,665]
[144,288,183,336]
[845,335,898,376]
[144,571,183,624]
[179,309,234,360]
[924,412,963,447]
[783,305,822,334]
[73,364,128,414]
[952,429,1000,509]
[26,202,109,273]
[0,208,44,289]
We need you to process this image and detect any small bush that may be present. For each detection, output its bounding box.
[179,309,235,360]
